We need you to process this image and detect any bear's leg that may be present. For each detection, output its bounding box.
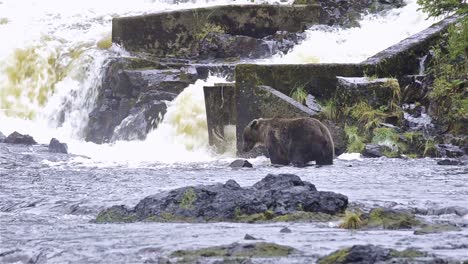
[315,147,333,165]
[266,131,289,165]
[289,145,312,167]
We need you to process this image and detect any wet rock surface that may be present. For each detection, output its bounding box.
[96,174,348,223]
[169,242,295,260]
[48,138,68,154]
[437,159,464,166]
[4,132,36,145]
[318,244,427,264]
[0,131,5,142]
[229,159,253,168]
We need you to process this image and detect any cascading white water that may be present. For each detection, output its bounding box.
[265,0,439,64]
[0,0,440,164]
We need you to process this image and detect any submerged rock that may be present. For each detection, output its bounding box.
[4,132,36,145]
[170,242,295,259]
[363,144,385,158]
[414,224,461,235]
[437,159,464,166]
[318,245,427,264]
[229,159,253,168]
[96,174,348,223]
[48,138,68,154]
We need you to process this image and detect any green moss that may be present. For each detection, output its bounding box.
[367,208,420,230]
[414,224,461,235]
[344,125,366,153]
[97,35,112,50]
[371,127,406,157]
[95,207,137,223]
[170,242,294,259]
[390,248,426,259]
[272,211,340,222]
[195,23,225,41]
[339,211,363,229]
[318,248,350,264]
[179,188,197,209]
[235,210,338,223]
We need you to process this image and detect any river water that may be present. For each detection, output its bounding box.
[0,0,467,263]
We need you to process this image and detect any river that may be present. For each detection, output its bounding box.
[0,0,467,263]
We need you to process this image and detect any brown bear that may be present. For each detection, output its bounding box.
[242,117,334,166]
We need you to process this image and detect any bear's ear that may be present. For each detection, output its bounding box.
[250,119,258,129]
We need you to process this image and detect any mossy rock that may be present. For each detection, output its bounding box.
[367,208,421,230]
[338,208,422,230]
[170,242,295,259]
[95,205,137,223]
[414,224,461,235]
[235,210,340,223]
[319,245,427,264]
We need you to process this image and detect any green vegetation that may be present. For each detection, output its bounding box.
[195,23,225,40]
[344,125,366,153]
[417,0,467,17]
[423,138,437,157]
[367,208,420,230]
[320,100,338,120]
[318,248,350,264]
[339,211,363,229]
[290,85,308,104]
[350,101,388,131]
[179,188,197,209]
[417,0,467,134]
[97,35,112,49]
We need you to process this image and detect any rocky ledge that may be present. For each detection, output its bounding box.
[95,174,348,223]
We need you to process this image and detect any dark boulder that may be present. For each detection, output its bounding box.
[437,159,464,166]
[436,144,464,158]
[96,174,348,223]
[4,132,36,145]
[48,138,68,154]
[229,159,253,168]
[0,131,5,142]
[363,144,384,158]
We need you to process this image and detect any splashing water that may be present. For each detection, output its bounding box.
[266,0,439,64]
[68,76,229,165]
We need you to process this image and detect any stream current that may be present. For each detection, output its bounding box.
[0,0,467,263]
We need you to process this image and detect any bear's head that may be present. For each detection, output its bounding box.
[242,119,260,152]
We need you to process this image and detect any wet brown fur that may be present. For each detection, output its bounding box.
[243,117,334,166]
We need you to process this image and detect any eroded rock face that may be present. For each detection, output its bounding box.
[4,132,36,145]
[85,58,193,144]
[96,174,348,223]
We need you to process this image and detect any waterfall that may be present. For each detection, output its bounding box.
[0,0,440,164]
